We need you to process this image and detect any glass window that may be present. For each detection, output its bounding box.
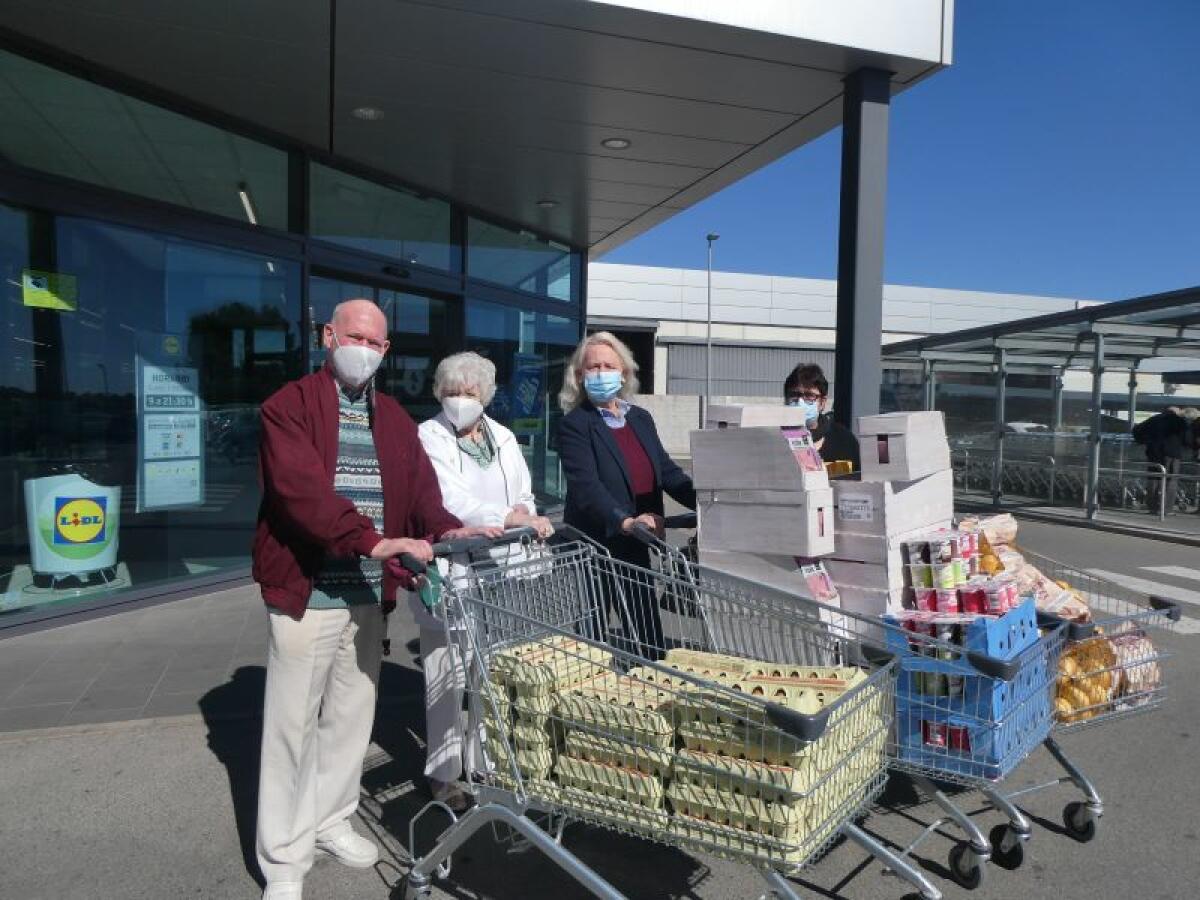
[0,51,288,230]
[308,277,459,423]
[309,164,456,271]
[0,203,301,622]
[466,299,581,502]
[467,217,576,302]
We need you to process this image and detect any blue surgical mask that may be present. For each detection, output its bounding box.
[584,371,623,402]
[786,397,821,424]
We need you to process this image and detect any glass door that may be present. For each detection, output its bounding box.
[308,275,461,423]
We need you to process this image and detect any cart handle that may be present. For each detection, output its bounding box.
[396,526,538,576]
[765,702,831,743]
[628,514,697,546]
[1150,595,1183,623]
[964,650,1021,681]
[1037,610,1096,642]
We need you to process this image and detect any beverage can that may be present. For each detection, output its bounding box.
[985,580,1008,614]
[922,720,948,749]
[913,588,938,611]
[960,582,988,614]
[935,589,960,613]
[947,725,972,753]
[932,563,958,590]
[954,558,970,584]
[930,538,955,565]
[908,563,934,589]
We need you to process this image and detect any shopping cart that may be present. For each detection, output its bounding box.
[400,525,945,900]
[638,518,1068,891]
[966,547,1182,859]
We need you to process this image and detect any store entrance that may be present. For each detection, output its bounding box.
[308,274,462,423]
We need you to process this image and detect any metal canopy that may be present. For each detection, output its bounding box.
[883,285,1200,372]
[0,0,952,254]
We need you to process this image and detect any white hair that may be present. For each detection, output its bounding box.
[433,352,497,405]
[558,331,639,412]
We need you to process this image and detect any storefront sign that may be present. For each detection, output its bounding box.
[21,269,78,311]
[136,350,204,510]
[510,353,544,436]
[24,475,122,576]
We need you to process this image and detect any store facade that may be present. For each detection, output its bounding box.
[0,2,953,630]
[0,49,581,628]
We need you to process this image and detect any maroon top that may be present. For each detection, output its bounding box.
[252,366,462,619]
[611,423,656,499]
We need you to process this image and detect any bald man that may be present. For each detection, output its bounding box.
[251,299,492,899]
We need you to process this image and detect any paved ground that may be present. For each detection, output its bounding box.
[1,517,1197,900]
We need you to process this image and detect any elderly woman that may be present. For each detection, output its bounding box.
[557,332,695,658]
[416,351,553,810]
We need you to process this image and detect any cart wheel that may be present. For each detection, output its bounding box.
[989,823,1025,870]
[403,877,432,900]
[949,842,986,890]
[1063,801,1098,842]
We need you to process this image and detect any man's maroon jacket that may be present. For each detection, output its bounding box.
[252,366,461,618]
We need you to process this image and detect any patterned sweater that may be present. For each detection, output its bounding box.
[308,388,385,608]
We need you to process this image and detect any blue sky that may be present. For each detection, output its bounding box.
[599,0,1200,302]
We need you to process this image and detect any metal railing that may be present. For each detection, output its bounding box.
[953,449,1200,521]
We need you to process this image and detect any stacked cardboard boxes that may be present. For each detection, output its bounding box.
[691,407,835,563]
[824,413,956,617]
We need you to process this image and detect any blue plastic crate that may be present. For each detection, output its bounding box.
[894,691,1053,780]
[885,598,1041,662]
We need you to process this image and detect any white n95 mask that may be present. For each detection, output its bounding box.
[330,334,383,388]
[442,396,484,430]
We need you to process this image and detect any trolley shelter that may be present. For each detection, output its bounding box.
[881,285,1200,518]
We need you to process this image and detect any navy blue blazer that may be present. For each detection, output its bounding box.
[558,401,696,543]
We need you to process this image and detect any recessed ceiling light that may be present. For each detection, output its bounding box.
[352,106,384,121]
[536,199,558,210]
[601,137,631,150]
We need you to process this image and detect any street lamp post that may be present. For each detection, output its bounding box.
[705,233,719,407]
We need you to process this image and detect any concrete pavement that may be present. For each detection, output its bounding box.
[1,517,1197,900]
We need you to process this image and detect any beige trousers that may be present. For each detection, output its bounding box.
[256,605,382,885]
[420,623,489,784]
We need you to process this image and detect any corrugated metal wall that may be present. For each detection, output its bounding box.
[665,343,835,398]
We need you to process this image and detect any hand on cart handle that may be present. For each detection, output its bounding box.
[623,513,665,539]
[391,525,542,580]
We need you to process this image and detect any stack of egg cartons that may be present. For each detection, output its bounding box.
[825,411,955,618]
[484,636,612,793]
[662,650,887,864]
[691,405,835,595]
[553,667,676,831]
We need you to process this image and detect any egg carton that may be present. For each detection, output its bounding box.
[485,739,556,780]
[555,678,675,750]
[677,719,816,768]
[563,730,673,778]
[556,784,672,833]
[666,780,809,842]
[672,748,819,801]
[555,755,665,809]
[493,637,614,696]
[667,813,805,867]
[663,648,749,683]
[512,721,560,752]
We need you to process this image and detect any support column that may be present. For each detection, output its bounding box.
[992,349,1007,506]
[1127,366,1138,432]
[1051,367,1065,431]
[1086,335,1105,519]
[833,68,891,427]
[922,358,936,411]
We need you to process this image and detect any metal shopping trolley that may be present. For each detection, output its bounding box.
[967,547,1182,856]
[638,519,1068,891]
[399,526,945,900]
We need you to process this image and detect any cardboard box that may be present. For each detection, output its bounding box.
[836,584,907,618]
[854,411,951,483]
[824,559,905,592]
[832,469,955,539]
[697,487,835,558]
[704,404,809,429]
[829,520,950,567]
[691,427,830,492]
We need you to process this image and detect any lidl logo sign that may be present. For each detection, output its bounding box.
[53,497,107,545]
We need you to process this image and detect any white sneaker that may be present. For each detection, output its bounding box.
[315,823,379,869]
[262,883,302,899]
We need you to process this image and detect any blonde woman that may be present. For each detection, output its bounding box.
[556,332,695,657]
